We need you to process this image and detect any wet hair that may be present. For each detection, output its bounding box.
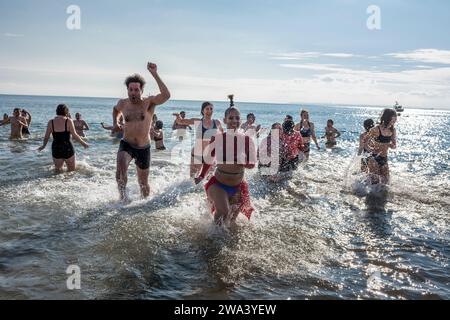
[155,120,164,130]
[300,109,309,119]
[13,108,21,113]
[283,120,295,134]
[224,95,240,118]
[247,113,255,120]
[125,73,146,90]
[285,115,293,121]
[380,109,397,128]
[201,102,213,116]
[327,119,334,125]
[364,119,375,132]
[56,104,69,117]
[75,113,81,118]
[225,107,241,118]
[180,111,186,115]
[272,122,281,129]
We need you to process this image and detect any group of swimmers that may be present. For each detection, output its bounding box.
[0,108,32,139]
[1,61,398,228]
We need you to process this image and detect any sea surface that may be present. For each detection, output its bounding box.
[0,94,449,299]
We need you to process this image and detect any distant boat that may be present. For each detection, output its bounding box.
[394,101,404,113]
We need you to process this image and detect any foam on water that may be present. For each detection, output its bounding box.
[0,95,449,299]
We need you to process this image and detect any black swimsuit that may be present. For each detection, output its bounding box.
[300,123,312,153]
[192,119,218,163]
[371,127,392,167]
[52,119,75,160]
[201,119,218,140]
[22,126,30,136]
[119,140,151,170]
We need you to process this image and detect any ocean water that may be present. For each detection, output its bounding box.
[0,94,449,300]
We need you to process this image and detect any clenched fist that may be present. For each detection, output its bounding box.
[147,62,158,75]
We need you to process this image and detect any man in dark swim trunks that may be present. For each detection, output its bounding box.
[113,62,170,201]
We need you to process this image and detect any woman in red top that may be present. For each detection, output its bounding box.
[280,120,304,172]
[194,102,257,227]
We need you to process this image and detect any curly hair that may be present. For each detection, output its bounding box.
[125,73,146,90]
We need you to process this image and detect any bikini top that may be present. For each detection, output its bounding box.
[52,119,71,143]
[300,122,312,138]
[376,127,393,144]
[200,119,218,140]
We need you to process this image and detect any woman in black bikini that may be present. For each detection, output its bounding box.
[323,119,341,149]
[38,104,89,172]
[173,102,224,179]
[366,109,397,184]
[152,120,166,150]
[294,109,320,160]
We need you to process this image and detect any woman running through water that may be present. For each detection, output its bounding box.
[258,123,282,168]
[241,113,262,138]
[258,123,282,181]
[323,119,341,149]
[294,109,320,160]
[280,120,304,172]
[152,120,166,151]
[366,109,397,184]
[174,102,224,179]
[195,98,257,227]
[38,104,89,172]
[358,119,375,173]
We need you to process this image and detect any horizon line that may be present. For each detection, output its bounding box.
[0,93,448,111]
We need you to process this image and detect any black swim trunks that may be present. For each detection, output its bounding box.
[371,154,388,167]
[279,156,300,172]
[22,126,30,136]
[303,142,311,153]
[119,140,151,170]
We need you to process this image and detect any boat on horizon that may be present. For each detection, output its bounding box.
[394,101,405,113]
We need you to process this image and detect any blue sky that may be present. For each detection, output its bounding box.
[1,0,450,108]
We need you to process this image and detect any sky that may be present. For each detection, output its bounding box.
[1,0,450,109]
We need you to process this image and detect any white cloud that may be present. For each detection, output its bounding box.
[279,63,344,72]
[270,52,357,60]
[322,53,356,58]
[415,65,433,69]
[1,51,450,109]
[3,33,24,37]
[277,62,450,108]
[387,49,450,65]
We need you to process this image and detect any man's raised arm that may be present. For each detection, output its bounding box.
[147,62,171,106]
[0,117,11,126]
